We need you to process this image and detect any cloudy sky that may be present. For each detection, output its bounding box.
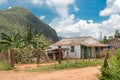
[0,0,120,39]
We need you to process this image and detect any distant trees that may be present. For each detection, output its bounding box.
[102,35,107,43]
[101,30,120,43]
[108,36,113,40]
[114,30,120,38]
[102,35,114,43]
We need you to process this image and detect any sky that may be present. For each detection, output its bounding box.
[0,0,120,39]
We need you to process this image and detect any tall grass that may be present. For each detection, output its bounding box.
[0,61,12,70]
[53,60,102,69]
[25,59,103,72]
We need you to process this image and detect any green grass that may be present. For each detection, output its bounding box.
[0,60,12,71]
[24,59,103,72]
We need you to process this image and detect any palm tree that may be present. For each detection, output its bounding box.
[23,27,47,66]
[23,27,35,47]
[0,27,50,67]
[0,32,24,49]
[0,32,24,68]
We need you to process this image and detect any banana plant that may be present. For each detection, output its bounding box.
[0,32,24,68]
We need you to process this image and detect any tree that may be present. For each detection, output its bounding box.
[100,49,120,80]
[0,32,24,68]
[102,35,108,43]
[114,30,120,38]
[108,36,113,40]
[0,27,50,67]
[23,27,48,66]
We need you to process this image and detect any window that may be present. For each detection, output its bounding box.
[71,46,74,52]
[58,46,61,48]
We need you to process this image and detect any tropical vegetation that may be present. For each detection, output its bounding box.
[0,7,57,70]
[99,49,120,80]
[0,27,51,69]
[101,30,120,43]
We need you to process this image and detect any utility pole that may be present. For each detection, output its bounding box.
[100,32,102,40]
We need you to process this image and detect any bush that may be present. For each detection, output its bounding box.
[0,61,11,70]
[99,49,120,80]
[15,48,34,64]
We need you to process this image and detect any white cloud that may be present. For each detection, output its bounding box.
[100,14,120,35]
[50,14,120,39]
[100,0,120,16]
[39,16,45,20]
[50,15,101,38]
[0,0,7,4]
[8,6,12,9]
[30,0,74,18]
[49,0,120,39]
[30,0,120,39]
[73,5,79,12]
[30,0,44,5]
[46,0,74,18]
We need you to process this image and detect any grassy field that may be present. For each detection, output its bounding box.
[24,59,103,72]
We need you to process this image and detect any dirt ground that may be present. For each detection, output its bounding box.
[15,63,56,69]
[0,64,100,80]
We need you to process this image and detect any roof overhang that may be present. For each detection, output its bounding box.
[81,43,109,47]
[45,48,70,52]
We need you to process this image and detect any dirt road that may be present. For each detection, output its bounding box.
[0,66,100,80]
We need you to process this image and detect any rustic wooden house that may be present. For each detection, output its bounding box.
[51,36,108,59]
[106,38,120,49]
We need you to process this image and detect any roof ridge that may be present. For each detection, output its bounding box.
[64,36,93,39]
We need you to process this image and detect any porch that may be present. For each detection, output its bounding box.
[81,43,108,61]
[45,48,70,64]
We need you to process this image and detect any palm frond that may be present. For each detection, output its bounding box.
[1,33,13,42]
[14,32,20,42]
[0,40,11,45]
[37,32,43,37]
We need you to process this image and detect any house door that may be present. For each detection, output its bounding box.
[81,45,91,59]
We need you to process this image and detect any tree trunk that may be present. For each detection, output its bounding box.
[36,53,40,67]
[10,49,15,68]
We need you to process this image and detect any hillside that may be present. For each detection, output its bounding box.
[0,7,58,42]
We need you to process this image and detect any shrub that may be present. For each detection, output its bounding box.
[100,49,120,80]
[15,48,34,64]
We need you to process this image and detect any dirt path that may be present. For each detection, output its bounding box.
[15,63,56,69]
[0,66,100,80]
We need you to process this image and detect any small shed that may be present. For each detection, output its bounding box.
[46,48,70,60]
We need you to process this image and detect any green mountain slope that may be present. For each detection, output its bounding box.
[0,7,58,42]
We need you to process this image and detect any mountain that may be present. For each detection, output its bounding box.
[0,7,58,42]
[58,36,65,40]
